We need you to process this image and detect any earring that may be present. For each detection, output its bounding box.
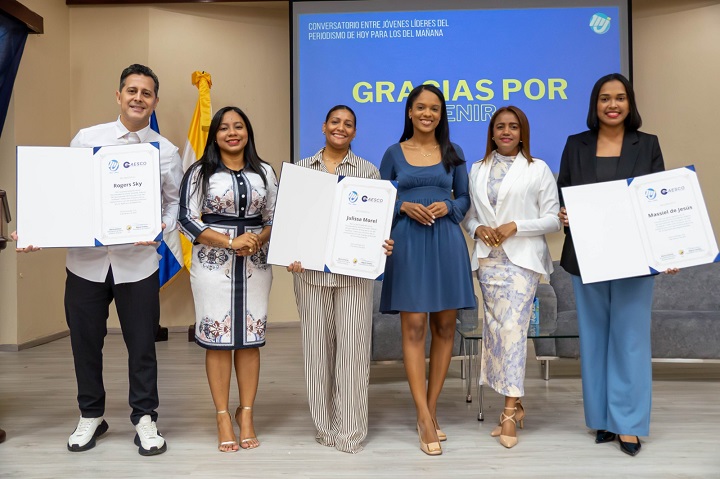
[492,137,495,140]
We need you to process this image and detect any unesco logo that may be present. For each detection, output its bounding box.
[123,161,148,168]
[361,195,384,203]
[348,191,358,204]
[645,188,657,201]
[108,159,119,172]
[661,186,685,195]
[590,13,611,34]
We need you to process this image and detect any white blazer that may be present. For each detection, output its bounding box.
[461,151,561,277]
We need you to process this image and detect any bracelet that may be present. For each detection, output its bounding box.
[228,237,233,249]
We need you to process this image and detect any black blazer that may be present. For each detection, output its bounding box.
[557,130,665,276]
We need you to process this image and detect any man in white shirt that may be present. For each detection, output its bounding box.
[58,64,182,455]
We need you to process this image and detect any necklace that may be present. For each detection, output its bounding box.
[412,143,438,157]
[322,149,346,166]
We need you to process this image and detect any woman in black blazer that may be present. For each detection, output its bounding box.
[557,73,677,457]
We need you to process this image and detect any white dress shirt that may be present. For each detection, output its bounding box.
[66,117,183,284]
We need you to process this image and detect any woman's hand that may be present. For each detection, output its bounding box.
[11,231,41,253]
[474,225,498,247]
[559,207,569,226]
[383,238,394,256]
[232,232,261,256]
[287,261,304,273]
[664,268,680,275]
[495,222,517,245]
[400,202,435,226]
[426,202,449,219]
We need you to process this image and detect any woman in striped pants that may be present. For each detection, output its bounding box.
[288,105,393,453]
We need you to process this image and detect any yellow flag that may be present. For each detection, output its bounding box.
[181,71,212,270]
[182,71,213,170]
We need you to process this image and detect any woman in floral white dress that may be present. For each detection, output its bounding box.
[462,106,560,449]
[179,106,277,453]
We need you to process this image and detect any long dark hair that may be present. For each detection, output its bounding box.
[483,105,533,163]
[399,84,463,172]
[586,73,642,132]
[186,106,269,200]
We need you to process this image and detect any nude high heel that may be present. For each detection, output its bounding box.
[498,407,519,449]
[416,423,442,456]
[431,417,447,442]
[491,400,524,437]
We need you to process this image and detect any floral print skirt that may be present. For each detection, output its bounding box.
[477,248,540,397]
[190,221,272,350]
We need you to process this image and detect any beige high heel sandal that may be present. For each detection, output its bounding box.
[216,410,239,453]
[498,407,519,449]
[491,400,524,437]
[235,406,260,449]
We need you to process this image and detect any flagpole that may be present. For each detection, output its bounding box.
[181,71,213,342]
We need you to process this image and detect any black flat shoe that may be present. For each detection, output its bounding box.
[618,435,642,456]
[595,430,617,443]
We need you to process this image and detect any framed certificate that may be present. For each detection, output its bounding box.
[561,166,719,283]
[267,162,397,280]
[16,143,162,248]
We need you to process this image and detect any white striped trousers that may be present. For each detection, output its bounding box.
[293,276,374,453]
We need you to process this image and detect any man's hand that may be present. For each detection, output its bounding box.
[11,231,41,253]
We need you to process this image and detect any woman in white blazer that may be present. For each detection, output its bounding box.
[462,106,561,448]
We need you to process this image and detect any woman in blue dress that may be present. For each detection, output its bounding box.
[379,84,476,456]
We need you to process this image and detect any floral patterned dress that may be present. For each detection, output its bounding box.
[178,162,278,350]
[478,152,541,397]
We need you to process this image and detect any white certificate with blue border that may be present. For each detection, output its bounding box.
[267,162,397,280]
[16,143,162,248]
[94,144,161,246]
[561,166,719,284]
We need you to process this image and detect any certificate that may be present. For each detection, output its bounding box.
[16,143,162,248]
[562,166,719,283]
[95,144,160,245]
[267,162,397,280]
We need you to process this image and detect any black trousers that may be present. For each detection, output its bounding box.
[65,268,160,425]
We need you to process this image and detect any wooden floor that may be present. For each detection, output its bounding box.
[1,325,719,478]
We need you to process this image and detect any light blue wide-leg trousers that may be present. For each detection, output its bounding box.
[572,274,655,436]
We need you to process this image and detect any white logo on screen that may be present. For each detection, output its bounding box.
[590,13,611,34]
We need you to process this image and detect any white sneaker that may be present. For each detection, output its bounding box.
[133,415,167,456]
[67,416,108,452]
